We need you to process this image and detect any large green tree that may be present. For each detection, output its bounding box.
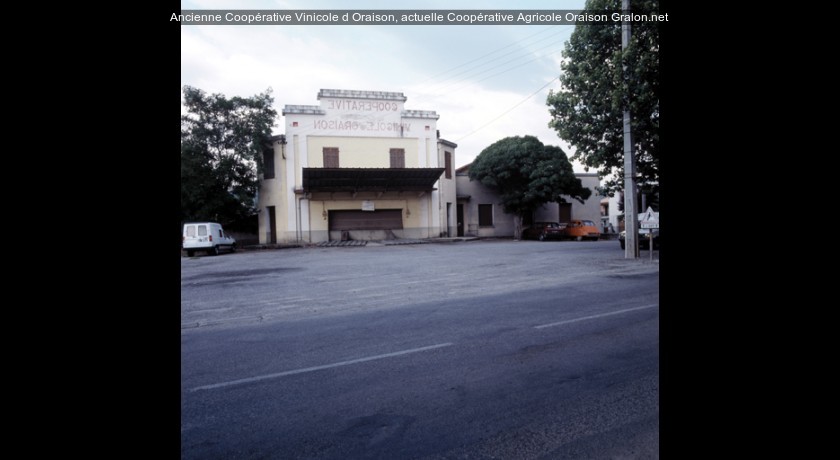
[546,0,660,197]
[469,135,591,240]
[180,85,277,225]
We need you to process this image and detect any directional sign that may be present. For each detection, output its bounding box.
[640,221,660,229]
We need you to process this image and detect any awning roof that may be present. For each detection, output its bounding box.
[302,168,445,193]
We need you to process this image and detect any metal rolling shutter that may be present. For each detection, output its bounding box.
[329,210,403,231]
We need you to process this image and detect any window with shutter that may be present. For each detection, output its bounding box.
[445,151,452,178]
[390,148,405,168]
[263,147,275,179]
[323,147,339,168]
[478,204,493,227]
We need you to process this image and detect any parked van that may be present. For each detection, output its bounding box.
[182,222,236,257]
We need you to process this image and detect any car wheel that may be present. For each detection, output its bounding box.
[619,241,625,250]
[231,243,237,253]
[538,233,546,241]
[209,246,219,256]
[576,236,583,241]
[186,250,194,257]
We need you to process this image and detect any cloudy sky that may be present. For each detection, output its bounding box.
[181,0,588,169]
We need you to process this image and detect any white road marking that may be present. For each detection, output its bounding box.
[534,304,658,329]
[190,342,454,392]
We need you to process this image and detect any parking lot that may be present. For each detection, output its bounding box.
[181,239,659,459]
[181,239,658,331]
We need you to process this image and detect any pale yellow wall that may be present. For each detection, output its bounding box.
[306,136,419,168]
[257,140,289,244]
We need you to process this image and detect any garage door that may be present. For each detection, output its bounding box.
[329,209,403,231]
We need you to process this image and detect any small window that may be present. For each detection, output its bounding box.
[263,147,275,179]
[390,148,405,168]
[445,151,452,179]
[186,226,196,237]
[197,225,207,236]
[478,204,493,227]
[323,147,339,168]
[219,229,223,238]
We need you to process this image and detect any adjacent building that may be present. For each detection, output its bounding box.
[455,165,602,238]
[257,89,457,244]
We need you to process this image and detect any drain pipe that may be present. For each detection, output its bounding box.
[307,193,312,243]
[296,191,302,243]
[296,191,311,244]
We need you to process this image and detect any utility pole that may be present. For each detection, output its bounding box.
[622,0,639,259]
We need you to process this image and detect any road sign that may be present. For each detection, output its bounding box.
[639,206,658,229]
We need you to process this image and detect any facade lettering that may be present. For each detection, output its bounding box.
[326,99,400,112]
[313,120,411,132]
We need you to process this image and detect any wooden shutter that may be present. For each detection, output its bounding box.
[323,147,339,168]
[263,148,275,179]
[445,151,452,178]
[390,148,405,168]
[478,204,493,226]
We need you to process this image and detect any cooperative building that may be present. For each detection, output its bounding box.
[257,89,457,243]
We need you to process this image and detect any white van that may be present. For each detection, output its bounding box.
[182,222,237,257]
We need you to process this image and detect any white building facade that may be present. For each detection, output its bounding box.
[257,89,457,244]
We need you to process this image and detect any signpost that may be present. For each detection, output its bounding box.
[639,207,659,260]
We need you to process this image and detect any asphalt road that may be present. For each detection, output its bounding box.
[181,239,659,459]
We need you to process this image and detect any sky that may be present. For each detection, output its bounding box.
[180,0,589,170]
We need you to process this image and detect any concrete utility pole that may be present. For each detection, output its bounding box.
[622,0,639,259]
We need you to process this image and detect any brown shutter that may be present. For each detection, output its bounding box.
[323,147,339,168]
[478,204,493,226]
[445,151,452,178]
[263,147,275,179]
[390,148,405,168]
[558,203,572,223]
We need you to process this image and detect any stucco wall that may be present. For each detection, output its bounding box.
[456,171,602,238]
[306,136,419,168]
[455,173,515,237]
[258,89,454,244]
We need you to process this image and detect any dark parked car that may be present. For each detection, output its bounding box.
[522,222,566,241]
[619,229,660,250]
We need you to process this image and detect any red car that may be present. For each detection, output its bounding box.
[522,222,566,241]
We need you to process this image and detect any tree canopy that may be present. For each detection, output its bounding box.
[469,135,591,239]
[180,86,277,225]
[546,0,660,196]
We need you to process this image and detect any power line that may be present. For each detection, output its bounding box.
[455,76,560,143]
[415,25,560,86]
[418,27,572,95]
[422,42,567,98]
[272,27,576,141]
